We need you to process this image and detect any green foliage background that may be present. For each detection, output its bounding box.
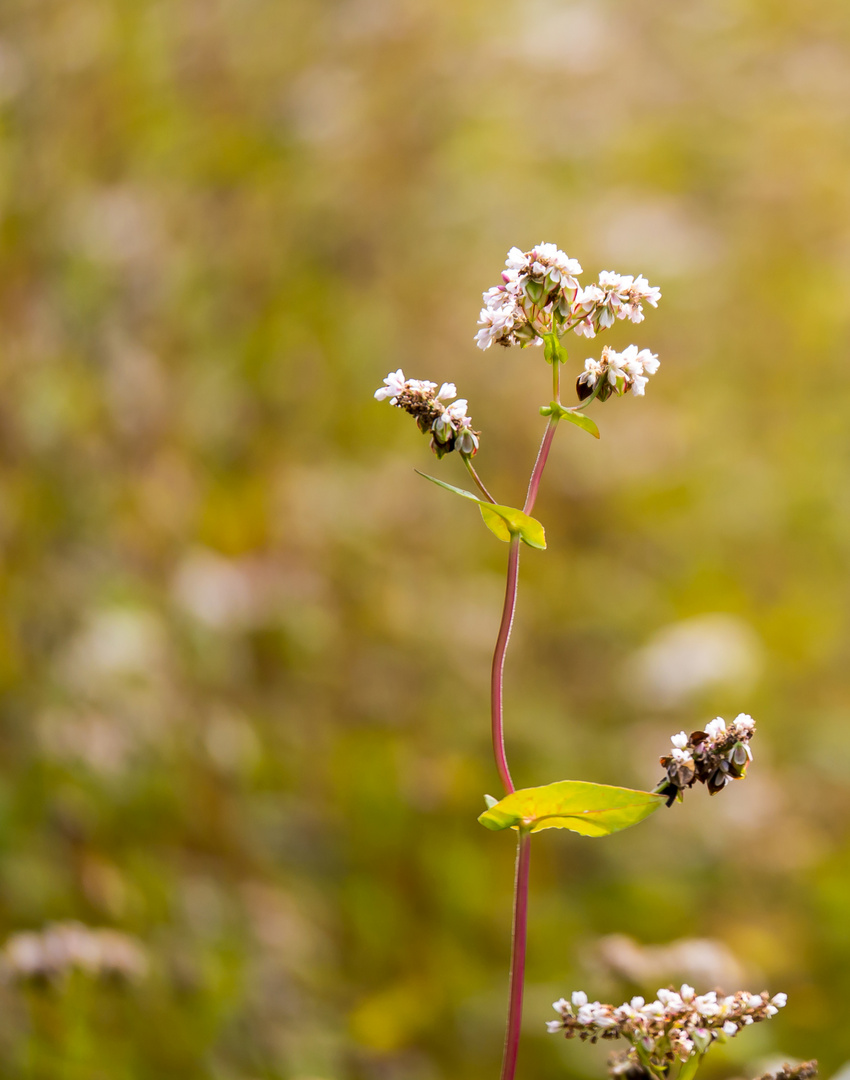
[0,0,848,1076]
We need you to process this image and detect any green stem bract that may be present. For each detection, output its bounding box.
[678,1053,704,1080]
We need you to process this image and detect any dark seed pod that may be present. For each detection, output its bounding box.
[707,769,728,795]
[576,378,594,401]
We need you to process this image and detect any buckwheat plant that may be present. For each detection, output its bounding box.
[375,244,812,1080]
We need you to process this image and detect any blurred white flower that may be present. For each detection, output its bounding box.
[626,614,764,707]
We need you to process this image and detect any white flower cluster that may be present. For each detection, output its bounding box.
[547,986,787,1070]
[374,369,480,457]
[574,271,661,333]
[474,244,661,351]
[4,921,148,982]
[577,344,660,400]
[660,713,755,803]
[475,243,582,351]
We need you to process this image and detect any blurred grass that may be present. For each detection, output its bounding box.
[0,0,849,1076]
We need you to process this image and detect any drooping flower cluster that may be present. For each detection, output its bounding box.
[577,344,660,401]
[474,244,661,351]
[374,369,480,457]
[547,986,787,1074]
[658,713,755,806]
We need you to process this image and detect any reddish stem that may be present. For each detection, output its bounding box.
[491,535,521,795]
[490,417,560,798]
[500,828,531,1080]
[492,415,560,1080]
[524,416,559,515]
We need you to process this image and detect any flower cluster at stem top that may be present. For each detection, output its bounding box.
[374,370,480,457]
[474,242,662,402]
[658,713,755,806]
[547,985,787,1072]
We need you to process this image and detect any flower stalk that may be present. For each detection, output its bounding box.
[372,243,811,1080]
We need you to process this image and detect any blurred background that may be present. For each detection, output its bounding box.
[1,0,849,1076]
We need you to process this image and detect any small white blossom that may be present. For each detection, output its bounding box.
[374,368,408,403]
[705,717,727,739]
[671,732,688,749]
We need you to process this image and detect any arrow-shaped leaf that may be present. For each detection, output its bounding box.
[478,780,664,837]
[415,472,546,550]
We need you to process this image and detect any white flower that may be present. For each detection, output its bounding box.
[444,399,469,422]
[695,995,720,1017]
[436,382,456,401]
[671,747,693,763]
[375,369,407,402]
[571,990,588,1007]
[572,317,597,338]
[771,993,787,1008]
[546,1020,563,1033]
[671,732,688,749]
[553,998,570,1013]
[705,717,727,740]
[680,984,695,1002]
[722,1020,738,1036]
[505,246,529,270]
[733,713,756,733]
[657,989,682,1007]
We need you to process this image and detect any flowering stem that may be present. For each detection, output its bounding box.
[500,827,531,1080]
[523,416,559,514]
[463,455,497,503]
[491,534,520,795]
[552,357,561,405]
[635,1043,668,1080]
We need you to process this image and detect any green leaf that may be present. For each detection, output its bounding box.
[543,402,600,439]
[479,504,512,542]
[415,472,546,550]
[477,780,664,838]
